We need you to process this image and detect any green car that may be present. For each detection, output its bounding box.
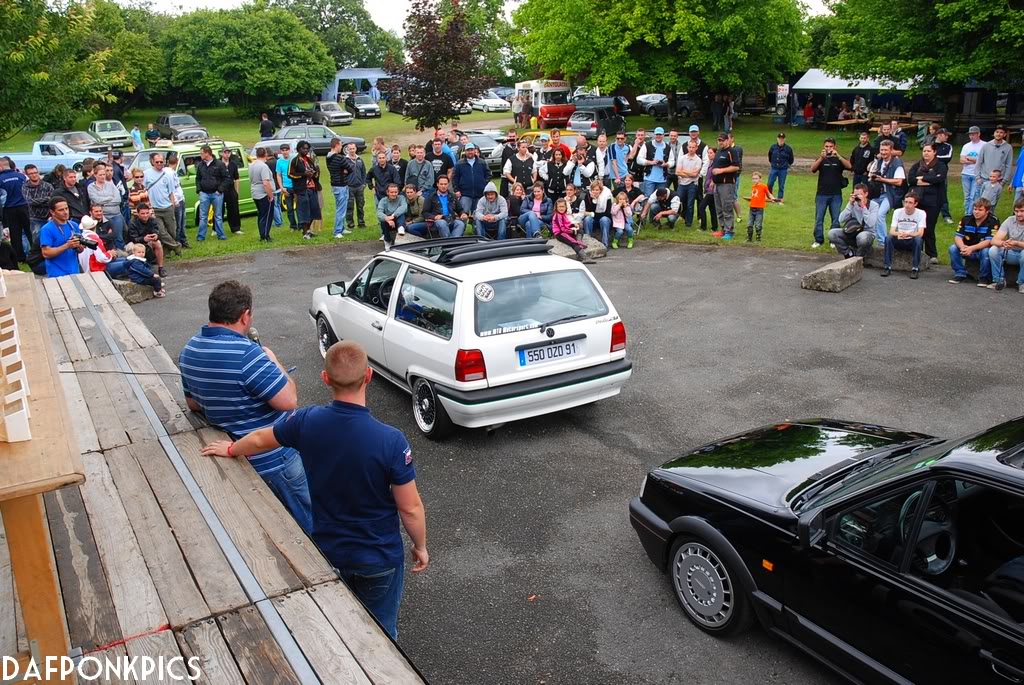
[126,140,257,226]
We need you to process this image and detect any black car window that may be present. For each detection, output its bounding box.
[832,484,928,568]
[348,259,402,312]
[394,268,457,340]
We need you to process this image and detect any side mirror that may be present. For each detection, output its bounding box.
[327,281,346,296]
[798,509,826,549]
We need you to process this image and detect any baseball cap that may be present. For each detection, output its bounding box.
[777,132,786,138]
[465,142,477,150]
[654,127,665,135]
[968,125,981,134]
[688,125,699,133]
[717,132,729,141]
[936,128,949,135]
[111,150,123,158]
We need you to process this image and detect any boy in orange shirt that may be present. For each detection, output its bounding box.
[743,171,776,241]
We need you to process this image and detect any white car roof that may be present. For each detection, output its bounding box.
[384,250,584,284]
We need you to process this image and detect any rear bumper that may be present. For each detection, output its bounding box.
[629,496,671,569]
[435,359,632,428]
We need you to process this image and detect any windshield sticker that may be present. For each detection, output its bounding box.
[474,283,495,302]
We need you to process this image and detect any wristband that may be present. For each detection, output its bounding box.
[227,442,235,457]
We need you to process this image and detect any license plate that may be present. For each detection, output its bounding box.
[518,340,585,367]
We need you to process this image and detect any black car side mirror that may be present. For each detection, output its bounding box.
[328,281,346,296]
[798,509,826,549]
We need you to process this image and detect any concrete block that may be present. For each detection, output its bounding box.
[393,231,425,246]
[801,257,863,293]
[111,278,155,305]
[547,234,608,260]
[866,245,931,272]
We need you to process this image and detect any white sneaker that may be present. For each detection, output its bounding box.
[811,242,823,249]
[929,257,939,265]
[398,227,406,236]
[334,234,344,239]
[944,217,953,224]
[378,235,386,241]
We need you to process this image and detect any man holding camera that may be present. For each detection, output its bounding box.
[829,183,878,259]
[38,197,83,278]
[810,137,852,248]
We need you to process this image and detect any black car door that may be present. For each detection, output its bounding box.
[785,478,1024,684]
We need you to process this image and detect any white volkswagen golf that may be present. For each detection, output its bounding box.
[309,237,632,439]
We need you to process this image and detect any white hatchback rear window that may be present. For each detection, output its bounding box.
[475,270,608,337]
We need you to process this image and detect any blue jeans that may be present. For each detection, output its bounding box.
[174,201,187,244]
[613,221,634,241]
[583,215,612,245]
[406,221,430,237]
[990,246,1024,285]
[260,450,312,535]
[642,179,667,200]
[255,196,273,240]
[475,218,506,239]
[648,202,678,227]
[336,562,404,640]
[380,216,405,243]
[434,219,465,237]
[677,184,698,225]
[949,243,991,279]
[332,186,349,236]
[814,194,842,243]
[875,196,891,246]
[885,235,923,269]
[107,212,126,249]
[767,168,789,199]
[198,191,225,240]
[519,211,547,238]
[27,218,46,254]
[459,196,479,216]
[962,174,979,216]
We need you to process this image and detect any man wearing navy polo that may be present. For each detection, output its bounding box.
[202,340,428,640]
[179,281,312,532]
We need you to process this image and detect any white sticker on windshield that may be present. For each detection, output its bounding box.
[475,283,494,302]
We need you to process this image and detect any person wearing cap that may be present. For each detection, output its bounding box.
[220,147,243,235]
[933,129,954,223]
[685,125,709,208]
[960,126,985,214]
[637,127,671,201]
[453,143,489,217]
[767,132,794,202]
[709,132,740,239]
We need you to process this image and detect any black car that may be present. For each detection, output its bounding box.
[571,94,632,116]
[345,94,382,118]
[268,104,312,127]
[645,93,699,119]
[272,125,366,155]
[630,418,1024,684]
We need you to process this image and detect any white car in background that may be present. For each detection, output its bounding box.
[309,237,632,439]
[471,91,513,113]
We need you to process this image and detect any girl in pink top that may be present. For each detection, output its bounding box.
[552,198,594,263]
[610,191,634,249]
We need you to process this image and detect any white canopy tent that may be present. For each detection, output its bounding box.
[792,69,915,93]
[322,68,392,102]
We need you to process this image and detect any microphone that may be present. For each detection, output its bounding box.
[247,327,261,346]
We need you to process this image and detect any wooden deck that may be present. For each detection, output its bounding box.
[1,271,426,684]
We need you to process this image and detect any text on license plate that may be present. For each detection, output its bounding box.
[518,340,584,366]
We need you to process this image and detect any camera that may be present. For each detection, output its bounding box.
[77,235,98,249]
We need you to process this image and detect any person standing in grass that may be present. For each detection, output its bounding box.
[220,148,243,236]
[327,139,356,238]
[767,132,794,202]
[344,143,368,231]
[849,131,874,188]
[276,144,298,231]
[743,171,775,242]
[288,141,321,241]
[959,126,985,214]
[907,143,947,264]
[131,124,144,151]
[810,137,851,248]
[250,147,276,242]
[709,133,740,240]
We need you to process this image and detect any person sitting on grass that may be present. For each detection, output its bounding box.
[376,183,407,248]
[403,184,428,237]
[519,182,552,239]
[743,171,776,242]
[551,198,595,263]
[987,197,1024,292]
[647,187,680,230]
[829,183,878,260]
[881,192,926,279]
[108,242,165,297]
[948,197,997,285]
[610,191,634,249]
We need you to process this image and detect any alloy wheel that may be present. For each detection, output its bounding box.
[672,542,734,628]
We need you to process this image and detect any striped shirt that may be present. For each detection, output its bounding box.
[179,325,294,474]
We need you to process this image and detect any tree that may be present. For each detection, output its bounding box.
[163,6,334,117]
[273,0,403,67]
[385,0,493,131]
[802,15,838,70]
[822,0,1024,119]
[438,0,517,80]
[512,0,805,110]
[0,0,126,139]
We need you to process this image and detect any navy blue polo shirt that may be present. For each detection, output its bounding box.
[179,325,294,474]
[273,401,415,568]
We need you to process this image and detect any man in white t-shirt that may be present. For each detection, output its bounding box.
[881,192,926,278]
[959,125,986,216]
[987,198,1024,292]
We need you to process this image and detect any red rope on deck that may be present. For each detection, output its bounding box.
[83,623,172,655]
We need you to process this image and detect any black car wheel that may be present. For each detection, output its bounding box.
[679,107,690,118]
[411,377,453,440]
[316,315,337,359]
[669,536,752,635]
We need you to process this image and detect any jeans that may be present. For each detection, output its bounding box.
[714,183,737,234]
[677,183,698,225]
[459,196,480,216]
[698,191,717,231]
[583,216,612,245]
[336,562,404,640]
[406,221,430,237]
[27,218,46,254]
[814,193,843,243]
[875,196,891,246]
[989,246,1024,285]
[198,191,225,240]
[519,211,547,238]
[828,228,875,257]
[347,185,366,227]
[647,202,678,227]
[281,189,298,229]
[255,196,273,240]
[106,212,126,249]
[747,207,764,238]
[613,221,634,241]
[174,201,187,245]
[885,235,922,269]
[642,179,667,200]
[260,450,312,535]
[433,219,465,238]
[949,244,991,280]
[380,216,405,243]
[962,175,979,216]
[331,186,350,236]
[767,168,789,199]
[475,219,507,239]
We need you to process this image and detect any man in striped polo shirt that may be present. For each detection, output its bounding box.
[179,280,312,533]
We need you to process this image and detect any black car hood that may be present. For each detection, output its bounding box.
[656,420,931,508]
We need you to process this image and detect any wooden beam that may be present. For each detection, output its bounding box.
[94,305,140,354]
[217,606,302,685]
[121,350,193,436]
[274,591,371,685]
[56,277,86,311]
[0,511,16,656]
[176,619,246,685]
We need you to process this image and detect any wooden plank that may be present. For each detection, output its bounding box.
[54,309,91,364]
[140,346,207,431]
[91,272,124,308]
[57,276,86,310]
[78,452,167,637]
[310,582,425,684]
[43,488,122,651]
[73,308,111,360]
[104,447,209,629]
[124,630,184,683]
[217,606,302,685]
[110,302,158,349]
[0,512,16,656]
[41,278,69,312]
[94,305,140,353]
[177,619,247,685]
[170,432,302,597]
[126,441,248,615]
[86,645,136,685]
[44,310,71,367]
[121,350,193,435]
[275,591,371,685]
[58,368,101,455]
[0,494,73,683]
[14,581,26,654]
[74,357,159,449]
[73,272,110,306]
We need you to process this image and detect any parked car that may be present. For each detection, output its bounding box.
[630,417,1024,684]
[39,131,110,153]
[88,120,133,148]
[268,104,312,128]
[567,108,626,139]
[451,131,501,173]
[271,125,366,155]
[309,237,632,439]
[492,86,515,102]
[572,95,632,116]
[386,92,412,115]
[1,141,95,174]
[646,93,699,119]
[310,101,353,127]
[127,140,255,226]
[636,93,665,108]
[345,94,382,118]
[154,113,209,141]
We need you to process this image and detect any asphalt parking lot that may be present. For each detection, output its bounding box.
[137,240,1024,685]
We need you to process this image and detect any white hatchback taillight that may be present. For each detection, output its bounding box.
[455,349,487,382]
[610,321,626,352]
